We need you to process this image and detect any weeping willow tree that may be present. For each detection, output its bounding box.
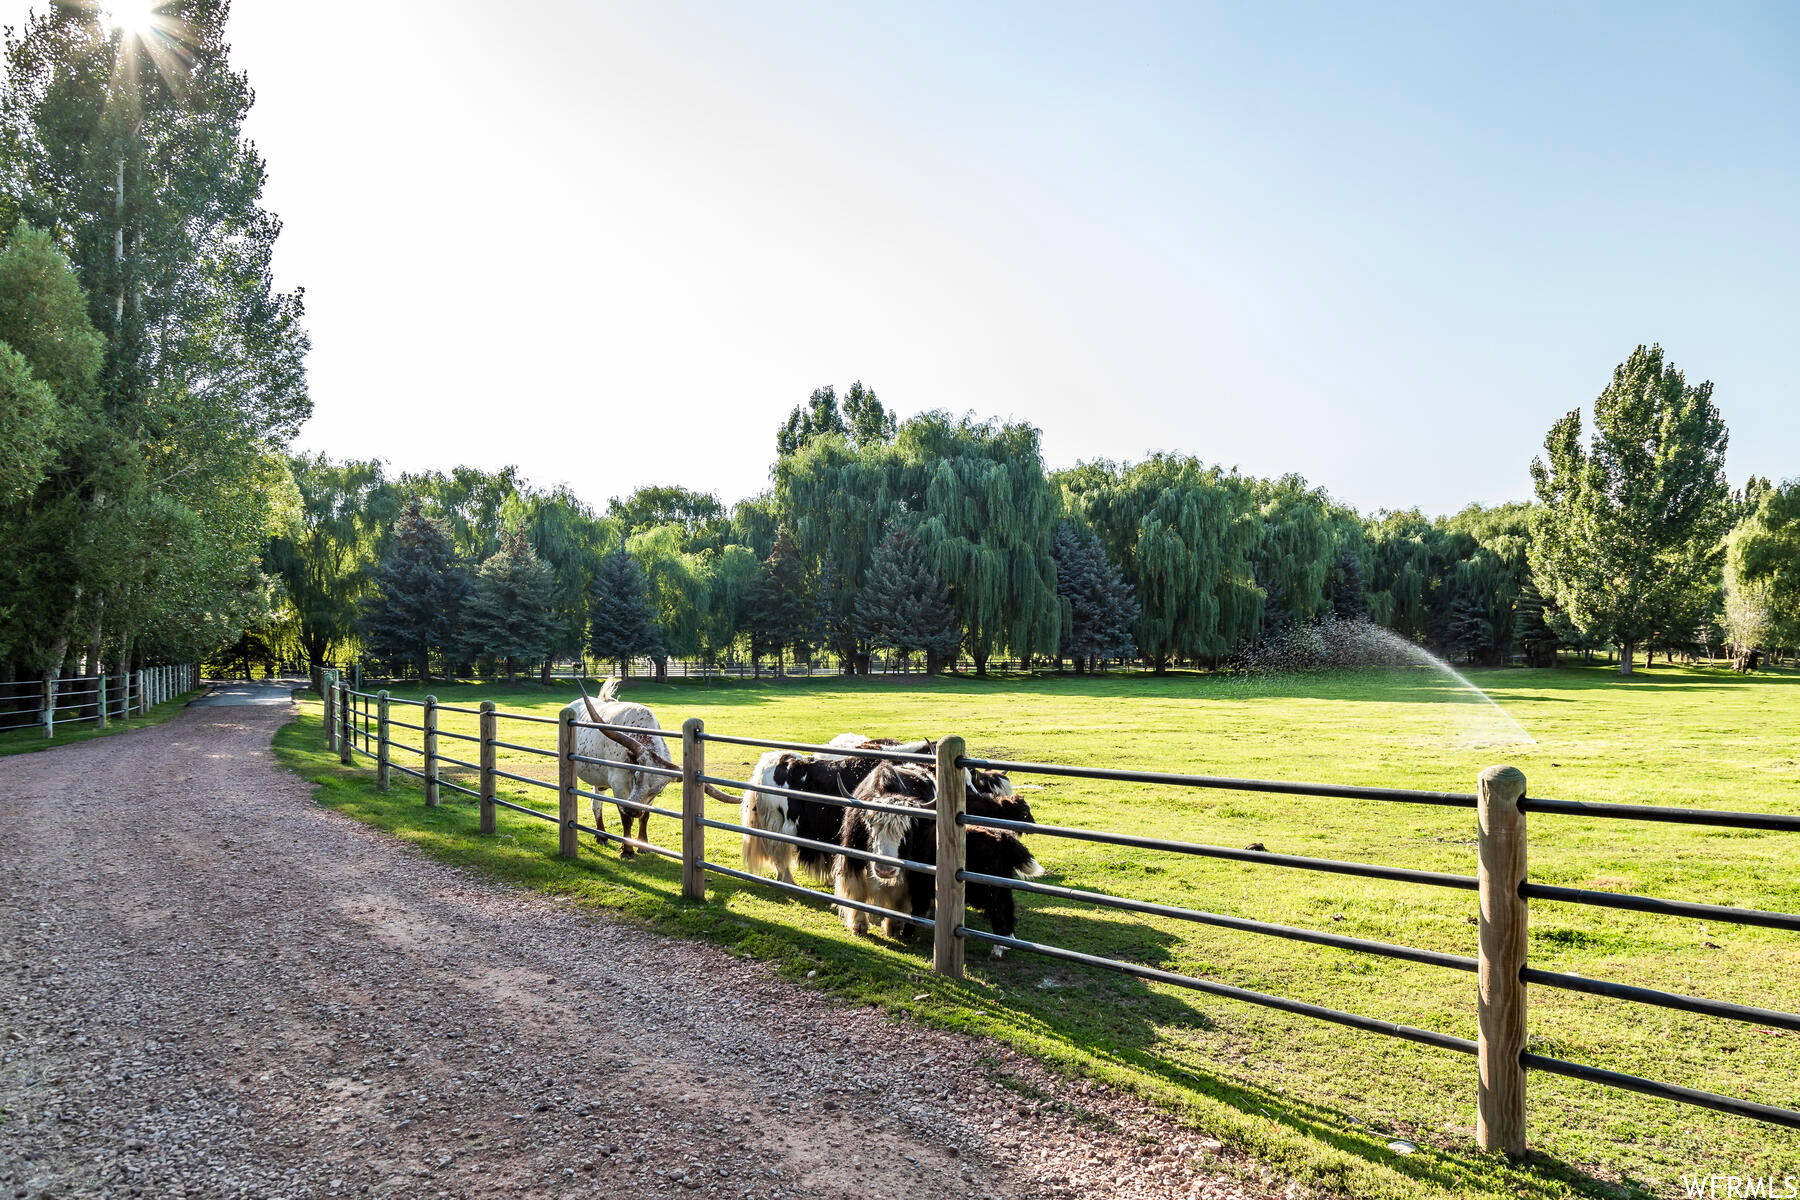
[1442,502,1532,664]
[895,414,1059,675]
[1365,511,1437,639]
[1253,476,1338,638]
[509,485,614,681]
[775,435,902,672]
[702,544,764,666]
[1060,455,1261,672]
[263,455,397,689]
[627,523,710,679]
[398,466,523,562]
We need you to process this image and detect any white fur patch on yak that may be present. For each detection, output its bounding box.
[738,733,928,883]
[741,750,799,883]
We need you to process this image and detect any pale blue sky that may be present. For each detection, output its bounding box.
[12,1,1799,513]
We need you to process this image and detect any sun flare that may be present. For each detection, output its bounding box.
[103,0,162,36]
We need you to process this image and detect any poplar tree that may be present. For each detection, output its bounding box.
[1,3,310,673]
[1529,345,1731,674]
[776,380,894,458]
[1327,545,1370,622]
[840,380,896,447]
[775,386,850,458]
[809,553,846,671]
[464,522,558,684]
[853,526,963,672]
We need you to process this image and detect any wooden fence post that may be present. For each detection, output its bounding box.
[423,695,439,806]
[934,735,968,979]
[134,668,145,717]
[40,674,54,738]
[96,673,107,730]
[337,681,353,765]
[323,670,337,752]
[376,690,391,791]
[557,708,579,859]
[1477,764,1529,1158]
[479,701,497,834]
[681,717,705,901]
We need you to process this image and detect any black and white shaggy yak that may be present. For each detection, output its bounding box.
[738,734,932,884]
[566,678,672,857]
[834,762,1041,955]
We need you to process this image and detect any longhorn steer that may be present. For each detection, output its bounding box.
[567,677,676,856]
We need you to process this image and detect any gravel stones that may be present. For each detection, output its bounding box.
[1,704,1283,1199]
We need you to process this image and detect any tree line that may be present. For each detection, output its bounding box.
[3,10,1793,689]
[1,3,309,696]
[256,367,1797,686]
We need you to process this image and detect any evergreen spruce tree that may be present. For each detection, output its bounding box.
[1446,593,1494,664]
[746,532,809,674]
[853,526,963,672]
[587,548,659,676]
[1328,545,1370,621]
[1513,579,1562,667]
[1051,522,1139,671]
[360,500,466,682]
[464,522,558,684]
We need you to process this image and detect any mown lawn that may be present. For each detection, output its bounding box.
[273,664,1800,1199]
[0,689,201,757]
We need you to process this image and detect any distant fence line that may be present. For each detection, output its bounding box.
[325,654,1125,690]
[0,664,197,737]
[319,671,1799,1158]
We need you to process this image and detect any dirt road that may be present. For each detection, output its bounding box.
[0,701,1274,1200]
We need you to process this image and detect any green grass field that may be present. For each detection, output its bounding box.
[273,664,1800,1199]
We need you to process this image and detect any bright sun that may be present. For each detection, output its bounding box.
[103,0,162,35]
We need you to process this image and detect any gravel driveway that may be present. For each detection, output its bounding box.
[1,702,1280,1200]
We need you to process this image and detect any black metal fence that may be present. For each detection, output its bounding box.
[320,671,1800,1157]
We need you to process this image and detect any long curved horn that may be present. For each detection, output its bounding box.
[574,675,603,722]
[598,725,683,774]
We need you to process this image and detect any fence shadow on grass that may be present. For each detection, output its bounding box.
[292,710,1686,1200]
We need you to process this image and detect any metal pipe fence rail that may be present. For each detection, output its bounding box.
[0,665,194,736]
[313,669,1800,1158]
